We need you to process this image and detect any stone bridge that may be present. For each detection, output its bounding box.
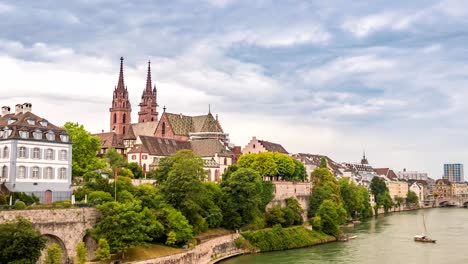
[437,197,468,207]
[0,208,100,263]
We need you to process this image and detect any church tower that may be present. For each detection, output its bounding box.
[138,61,158,123]
[110,57,132,135]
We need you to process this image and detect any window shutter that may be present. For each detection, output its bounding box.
[25,147,28,159]
[24,167,28,179]
[30,148,34,159]
[52,149,55,160]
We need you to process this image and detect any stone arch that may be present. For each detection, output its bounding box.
[40,234,69,264]
[83,233,98,261]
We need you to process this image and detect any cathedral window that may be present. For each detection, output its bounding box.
[32,148,41,159]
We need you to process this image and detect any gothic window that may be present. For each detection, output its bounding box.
[32,166,40,179]
[113,113,117,124]
[3,146,9,159]
[46,149,54,160]
[45,167,54,179]
[19,147,26,158]
[17,166,26,179]
[123,113,126,123]
[59,150,67,160]
[1,165,7,178]
[162,122,166,135]
[123,126,126,135]
[151,117,154,121]
[32,148,41,159]
[58,168,67,179]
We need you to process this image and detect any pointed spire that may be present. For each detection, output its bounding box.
[117,57,125,91]
[145,60,152,94]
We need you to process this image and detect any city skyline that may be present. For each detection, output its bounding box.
[1,1,468,178]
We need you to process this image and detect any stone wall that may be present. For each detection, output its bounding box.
[130,233,244,264]
[267,181,312,220]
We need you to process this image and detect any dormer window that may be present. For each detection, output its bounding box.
[27,119,35,125]
[0,131,3,138]
[33,130,42,140]
[7,118,16,125]
[3,128,11,138]
[60,134,69,142]
[46,131,55,141]
[19,130,29,139]
[40,120,48,126]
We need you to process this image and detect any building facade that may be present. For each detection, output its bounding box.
[242,137,288,155]
[397,168,428,181]
[443,163,464,183]
[0,103,72,203]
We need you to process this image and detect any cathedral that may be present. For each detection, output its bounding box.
[94,57,236,179]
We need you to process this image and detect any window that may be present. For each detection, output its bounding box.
[59,150,67,160]
[0,131,3,138]
[162,122,166,135]
[40,121,48,126]
[46,149,54,160]
[60,134,69,142]
[45,167,54,179]
[17,166,26,179]
[123,126,126,135]
[46,132,55,141]
[113,113,117,124]
[123,113,126,123]
[132,155,136,160]
[3,128,11,138]
[27,119,35,125]
[33,130,42,140]
[143,164,146,172]
[3,146,9,159]
[142,155,148,160]
[253,144,256,149]
[32,166,40,179]
[32,148,41,159]
[19,147,27,158]
[1,165,7,178]
[223,157,227,165]
[58,168,67,179]
[19,130,29,139]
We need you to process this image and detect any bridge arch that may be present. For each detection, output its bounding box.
[83,233,98,260]
[40,234,69,263]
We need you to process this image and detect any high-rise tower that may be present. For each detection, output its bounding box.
[138,61,158,123]
[110,57,132,135]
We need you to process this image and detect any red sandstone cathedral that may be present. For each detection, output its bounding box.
[94,58,237,177]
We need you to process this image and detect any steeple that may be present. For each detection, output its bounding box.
[361,151,369,165]
[138,59,158,123]
[145,60,152,94]
[116,57,125,91]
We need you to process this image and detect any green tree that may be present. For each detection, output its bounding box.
[250,152,278,177]
[370,177,388,201]
[377,191,393,213]
[127,162,143,179]
[75,241,87,264]
[0,193,6,205]
[406,191,419,206]
[13,201,26,210]
[44,243,62,264]
[312,199,346,236]
[265,205,285,226]
[356,186,373,219]
[339,178,359,219]
[64,122,105,176]
[273,153,295,180]
[88,191,113,205]
[157,206,193,245]
[105,148,127,178]
[91,201,163,252]
[94,238,110,261]
[285,197,303,225]
[0,217,46,263]
[292,158,306,181]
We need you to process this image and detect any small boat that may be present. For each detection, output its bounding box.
[414,213,436,243]
[348,235,358,240]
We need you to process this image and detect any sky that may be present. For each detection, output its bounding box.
[1,0,468,178]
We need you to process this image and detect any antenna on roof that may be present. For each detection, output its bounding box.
[208,104,211,114]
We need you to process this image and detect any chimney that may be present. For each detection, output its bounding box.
[22,103,32,113]
[1,106,10,116]
[15,104,23,114]
[180,113,183,118]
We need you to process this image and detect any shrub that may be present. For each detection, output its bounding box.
[44,243,62,264]
[75,241,87,264]
[88,191,113,205]
[94,238,110,261]
[0,194,7,205]
[52,200,72,208]
[13,201,26,210]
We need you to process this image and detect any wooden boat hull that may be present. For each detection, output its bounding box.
[414,238,436,243]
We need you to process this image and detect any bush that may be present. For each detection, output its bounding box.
[88,191,113,205]
[0,194,7,205]
[75,241,87,264]
[13,201,26,210]
[52,200,72,208]
[44,243,62,264]
[9,193,39,205]
[94,238,110,261]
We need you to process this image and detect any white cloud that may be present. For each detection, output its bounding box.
[0,3,14,14]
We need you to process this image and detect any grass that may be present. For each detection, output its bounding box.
[195,228,234,243]
[88,244,185,263]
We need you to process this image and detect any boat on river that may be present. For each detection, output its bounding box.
[414,213,436,243]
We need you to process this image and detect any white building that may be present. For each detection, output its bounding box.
[409,182,424,206]
[0,103,72,203]
[397,168,428,181]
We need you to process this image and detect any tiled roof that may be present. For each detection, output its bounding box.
[293,153,343,176]
[204,159,220,168]
[127,136,191,156]
[374,168,398,181]
[123,125,136,140]
[132,122,158,137]
[191,139,231,157]
[436,179,451,185]
[0,110,69,143]
[93,132,125,149]
[258,140,288,154]
[165,112,223,136]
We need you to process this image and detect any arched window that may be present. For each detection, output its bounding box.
[151,117,154,121]
[3,146,8,159]
[32,166,40,179]
[223,157,227,165]
[162,122,166,135]
[123,113,126,123]
[1,165,7,178]
[59,150,67,160]
[123,126,126,135]
[18,147,26,158]
[45,167,54,179]
[17,166,26,179]
[32,148,41,159]
[46,149,54,160]
[113,113,117,124]
[58,168,67,179]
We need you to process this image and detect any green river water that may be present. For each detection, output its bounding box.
[221,208,468,264]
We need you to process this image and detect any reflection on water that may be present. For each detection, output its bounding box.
[221,208,468,264]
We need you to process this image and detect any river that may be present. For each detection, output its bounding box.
[221,208,468,264]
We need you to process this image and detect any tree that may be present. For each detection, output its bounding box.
[406,191,419,206]
[94,238,110,261]
[105,148,127,178]
[251,152,278,177]
[157,206,193,245]
[265,205,285,226]
[292,158,306,181]
[88,191,113,205]
[44,243,62,264]
[377,191,393,213]
[75,241,87,264]
[127,162,143,179]
[273,153,295,180]
[64,122,105,176]
[394,197,405,211]
[370,177,388,201]
[285,197,303,225]
[91,201,164,252]
[0,217,46,263]
[356,186,373,219]
[312,199,346,236]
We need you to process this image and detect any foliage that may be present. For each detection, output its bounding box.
[0,194,6,205]
[338,178,371,219]
[357,187,373,219]
[237,152,306,181]
[309,182,342,218]
[0,217,46,263]
[406,191,419,205]
[88,191,113,205]
[241,225,334,252]
[312,199,346,236]
[105,148,127,178]
[64,122,105,176]
[9,192,39,205]
[44,243,62,264]
[91,201,164,252]
[157,207,193,245]
[127,162,143,179]
[94,238,111,261]
[377,191,393,213]
[319,157,328,168]
[133,184,165,210]
[259,181,275,211]
[265,206,285,227]
[285,197,303,225]
[292,158,307,181]
[75,241,87,264]
[13,201,26,210]
[370,177,388,201]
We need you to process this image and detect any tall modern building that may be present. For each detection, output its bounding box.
[443,164,464,183]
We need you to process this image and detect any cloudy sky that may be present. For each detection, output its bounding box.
[1,0,468,178]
